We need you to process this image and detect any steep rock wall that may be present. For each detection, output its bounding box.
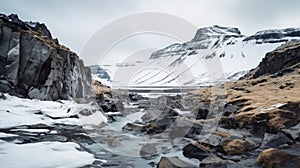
[0,14,94,101]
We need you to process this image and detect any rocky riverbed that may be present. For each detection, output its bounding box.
[1,84,299,168]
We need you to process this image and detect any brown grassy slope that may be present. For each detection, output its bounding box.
[189,41,300,134]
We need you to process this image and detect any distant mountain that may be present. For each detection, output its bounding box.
[89,65,111,86]
[101,25,300,87]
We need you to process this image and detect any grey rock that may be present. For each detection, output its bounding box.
[6,43,20,85]
[122,122,145,132]
[198,134,223,147]
[157,156,197,168]
[0,26,12,58]
[199,154,240,168]
[0,79,13,92]
[139,143,158,158]
[182,143,210,161]
[261,132,291,149]
[282,123,300,141]
[0,92,6,99]
[0,13,94,101]
[244,40,300,79]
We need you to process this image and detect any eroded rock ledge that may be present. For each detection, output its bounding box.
[0,14,93,101]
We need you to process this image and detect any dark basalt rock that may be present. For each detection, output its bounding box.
[244,40,300,79]
[0,13,94,101]
[182,143,210,161]
[196,108,209,119]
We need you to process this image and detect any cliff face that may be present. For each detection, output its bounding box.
[244,40,300,79]
[0,14,93,101]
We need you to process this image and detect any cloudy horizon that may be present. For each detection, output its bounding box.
[1,0,300,65]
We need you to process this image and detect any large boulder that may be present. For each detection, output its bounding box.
[256,148,300,168]
[0,14,94,101]
[182,143,210,161]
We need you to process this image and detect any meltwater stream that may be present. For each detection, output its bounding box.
[81,98,200,167]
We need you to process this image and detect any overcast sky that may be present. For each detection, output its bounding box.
[1,0,300,64]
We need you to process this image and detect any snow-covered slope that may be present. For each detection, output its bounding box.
[94,25,300,87]
[0,94,108,168]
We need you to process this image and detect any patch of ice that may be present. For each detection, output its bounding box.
[10,129,50,133]
[265,103,286,111]
[49,130,58,134]
[0,132,18,138]
[105,112,122,116]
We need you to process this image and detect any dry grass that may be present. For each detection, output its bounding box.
[256,148,300,168]
[91,80,112,95]
[222,139,249,155]
[189,69,300,132]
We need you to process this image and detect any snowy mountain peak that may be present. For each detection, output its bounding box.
[192,25,243,41]
[92,25,300,87]
[244,27,300,42]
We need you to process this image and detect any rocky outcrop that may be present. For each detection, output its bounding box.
[245,40,300,79]
[192,25,243,42]
[0,14,93,101]
[244,28,300,43]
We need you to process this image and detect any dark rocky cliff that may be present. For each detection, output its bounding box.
[0,14,93,101]
[244,40,300,79]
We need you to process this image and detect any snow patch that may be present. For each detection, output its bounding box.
[0,94,107,129]
[0,140,95,168]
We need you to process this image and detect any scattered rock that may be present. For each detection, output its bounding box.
[199,154,240,168]
[261,133,291,149]
[223,103,239,116]
[142,107,179,123]
[122,122,145,132]
[146,117,175,134]
[282,123,300,141]
[198,134,223,147]
[139,143,158,158]
[137,99,151,108]
[157,156,196,168]
[196,108,209,119]
[144,108,180,134]
[182,143,210,161]
[256,148,300,168]
[169,118,202,139]
[0,92,6,99]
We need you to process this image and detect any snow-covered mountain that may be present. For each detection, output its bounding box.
[89,65,111,86]
[92,25,300,88]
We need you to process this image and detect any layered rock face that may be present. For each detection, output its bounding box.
[245,40,300,78]
[0,14,93,101]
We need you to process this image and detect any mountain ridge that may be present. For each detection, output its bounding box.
[93,25,300,87]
